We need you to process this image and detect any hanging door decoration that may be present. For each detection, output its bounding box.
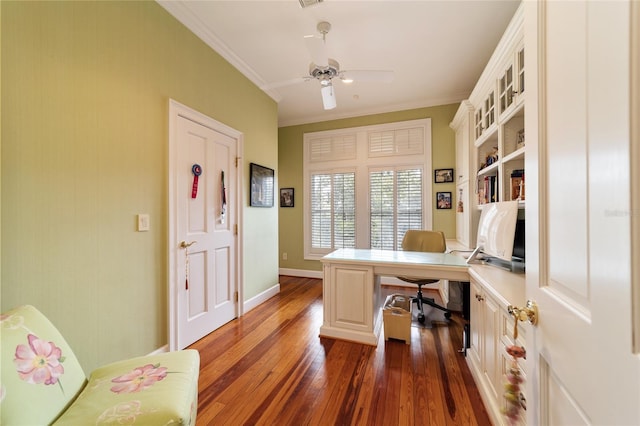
[220,171,227,223]
[191,164,202,199]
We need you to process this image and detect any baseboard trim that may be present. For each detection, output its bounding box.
[279,268,322,279]
[243,283,281,313]
[148,344,169,355]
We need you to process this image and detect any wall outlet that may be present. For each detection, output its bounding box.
[137,214,150,232]
[282,252,288,260]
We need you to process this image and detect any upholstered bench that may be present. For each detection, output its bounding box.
[1,305,200,425]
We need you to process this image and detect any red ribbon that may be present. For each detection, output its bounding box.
[191,164,202,199]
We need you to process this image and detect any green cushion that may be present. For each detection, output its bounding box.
[53,350,199,425]
[1,305,88,425]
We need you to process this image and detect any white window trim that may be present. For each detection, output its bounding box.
[303,119,433,260]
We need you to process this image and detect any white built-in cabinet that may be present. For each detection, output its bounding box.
[468,268,526,425]
[451,4,527,425]
[450,101,477,248]
[470,10,525,209]
[451,8,524,245]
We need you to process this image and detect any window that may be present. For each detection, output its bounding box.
[370,168,423,250]
[310,172,355,250]
[303,119,432,260]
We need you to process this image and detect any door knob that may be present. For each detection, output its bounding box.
[507,300,538,325]
[179,240,197,249]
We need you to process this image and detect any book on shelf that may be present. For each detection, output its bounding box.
[478,175,499,204]
[510,169,525,201]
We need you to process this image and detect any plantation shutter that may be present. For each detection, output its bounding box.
[310,172,355,249]
[370,168,423,250]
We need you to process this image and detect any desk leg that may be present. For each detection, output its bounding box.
[319,264,381,346]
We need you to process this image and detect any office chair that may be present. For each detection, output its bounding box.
[397,230,452,324]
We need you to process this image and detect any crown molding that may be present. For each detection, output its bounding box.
[156,1,281,103]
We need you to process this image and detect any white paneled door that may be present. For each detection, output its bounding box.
[525,1,640,424]
[169,101,240,350]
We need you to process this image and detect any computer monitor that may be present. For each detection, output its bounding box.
[467,200,520,265]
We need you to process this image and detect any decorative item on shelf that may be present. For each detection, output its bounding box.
[510,169,525,201]
[516,128,525,150]
[457,188,464,212]
[479,147,499,171]
[434,168,454,183]
[280,188,294,207]
[436,192,452,209]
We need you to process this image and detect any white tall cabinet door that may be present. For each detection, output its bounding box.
[525,1,640,424]
[451,100,476,248]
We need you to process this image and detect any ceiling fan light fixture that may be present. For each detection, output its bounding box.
[320,84,336,110]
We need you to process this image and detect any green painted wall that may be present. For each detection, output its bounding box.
[1,1,278,372]
[278,104,459,272]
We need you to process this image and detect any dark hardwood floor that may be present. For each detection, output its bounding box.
[188,276,491,425]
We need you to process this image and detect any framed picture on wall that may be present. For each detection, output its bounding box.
[436,192,452,209]
[250,163,274,207]
[280,188,294,207]
[434,168,454,183]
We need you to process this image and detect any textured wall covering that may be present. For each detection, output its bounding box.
[1,0,278,372]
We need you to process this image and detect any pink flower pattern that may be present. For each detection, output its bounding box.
[110,363,168,394]
[14,334,65,385]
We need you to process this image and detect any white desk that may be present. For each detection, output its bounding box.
[319,248,470,345]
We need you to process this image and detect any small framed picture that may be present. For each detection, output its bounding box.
[434,168,454,183]
[516,129,525,149]
[436,192,452,209]
[250,163,274,207]
[280,188,294,207]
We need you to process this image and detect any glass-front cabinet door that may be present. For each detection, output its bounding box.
[474,108,484,140]
[499,64,514,114]
[517,46,525,98]
[483,91,495,131]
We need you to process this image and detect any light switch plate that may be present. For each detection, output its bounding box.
[137,214,150,232]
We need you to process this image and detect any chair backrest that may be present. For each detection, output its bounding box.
[401,230,446,253]
[1,305,87,425]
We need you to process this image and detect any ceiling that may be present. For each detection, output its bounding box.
[158,1,521,127]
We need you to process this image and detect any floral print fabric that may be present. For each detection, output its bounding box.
[110,363,168,394]
[15,334,65,386]
[1,305,199,425]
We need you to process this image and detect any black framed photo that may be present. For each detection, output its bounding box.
[434,168,454,183]
[280,188,294,207]
[250,163,274,207]
[436,191,452,209]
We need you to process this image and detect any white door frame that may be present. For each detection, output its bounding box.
[168,99,244,351]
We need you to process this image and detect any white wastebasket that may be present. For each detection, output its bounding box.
[383,294,412,345]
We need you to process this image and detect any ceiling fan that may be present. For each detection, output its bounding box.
[263,21,394,110]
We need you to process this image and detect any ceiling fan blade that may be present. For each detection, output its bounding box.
[340,70,394,83]
[304,36,329,68]
[320,84,336,110]
[260,77,308,91]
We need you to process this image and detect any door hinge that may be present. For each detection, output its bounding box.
[234,291,239,302]
[235,157,239,167]
[234,224,238,235]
